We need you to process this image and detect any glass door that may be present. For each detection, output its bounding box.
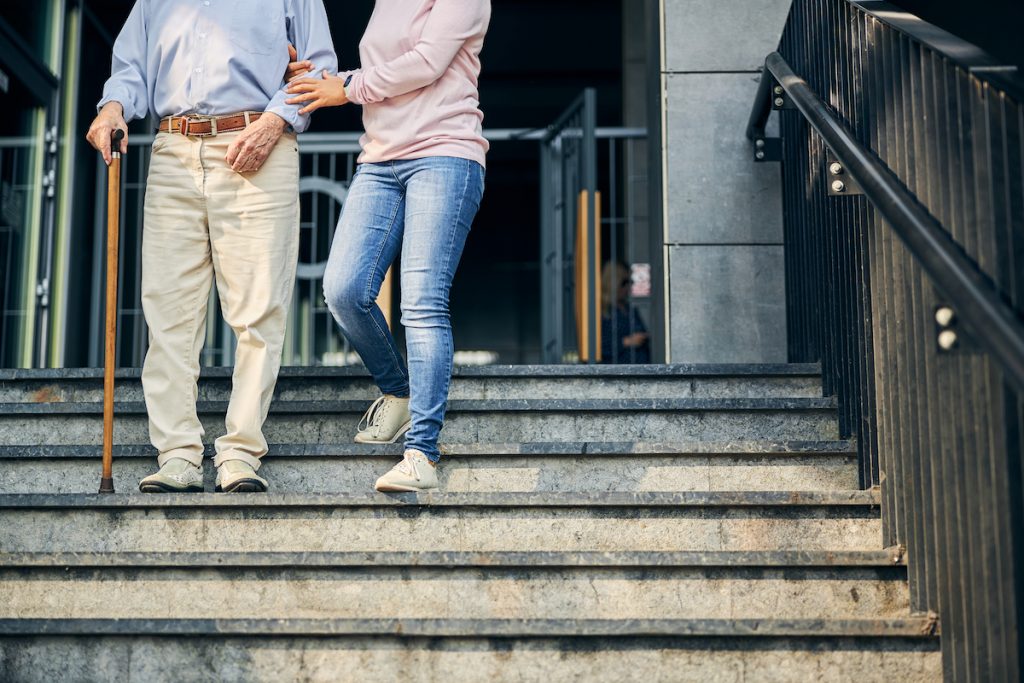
[0,7,61,368]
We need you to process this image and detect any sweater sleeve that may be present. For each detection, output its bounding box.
[345,0,489,105]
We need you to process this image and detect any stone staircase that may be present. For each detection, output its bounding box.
[0,365,940,681]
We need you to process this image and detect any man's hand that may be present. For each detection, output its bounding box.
[286,70,349,115]
[622,332,649,348]
[285,44,313,83]
[86,102,129,165]
[225,113,287,174]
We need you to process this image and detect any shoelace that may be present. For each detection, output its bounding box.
[358,396,390,432]
[394,452,421,481]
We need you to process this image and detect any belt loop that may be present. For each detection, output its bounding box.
[167,116,175,135]
[243,111,251,128]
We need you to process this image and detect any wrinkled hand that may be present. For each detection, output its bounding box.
[286,70,348,115]
[285,43,313,83]
[225,113,287,174]
[86,102,129,165]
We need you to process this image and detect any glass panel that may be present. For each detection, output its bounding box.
[0,4,59,71]
[0,73,46,367]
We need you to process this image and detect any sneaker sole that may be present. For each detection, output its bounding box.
[354,421,413,445]
[139,482,204,494]
[375,483,439,493]
[215,479,268,494]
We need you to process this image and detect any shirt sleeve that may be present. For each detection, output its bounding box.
[97,0,149,121]
[265,0,339,133]
[345,0,489,105]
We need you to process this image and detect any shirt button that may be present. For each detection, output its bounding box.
[199,32,207,39]
[203,1,210,5]
[194,67,203,73]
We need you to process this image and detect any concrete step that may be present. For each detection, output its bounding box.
[0,364,824,403]
[0,397,840,445]
[0,440,859,494]
[0,492,882,553]
[0,564,911,621]
[0,633,943,682]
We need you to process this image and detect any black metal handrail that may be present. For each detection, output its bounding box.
[749,51,1024,393]
[749,0,1024,679]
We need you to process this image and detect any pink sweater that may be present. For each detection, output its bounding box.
[345,0,491,167]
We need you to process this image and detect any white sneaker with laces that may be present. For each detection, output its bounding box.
[375,449,439,492]
[139,458,204,493]
[355,395,412,444]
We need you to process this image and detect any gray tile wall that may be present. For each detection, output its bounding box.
[662,0,792,363]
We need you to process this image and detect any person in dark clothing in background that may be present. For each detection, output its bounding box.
[600,261,650,364]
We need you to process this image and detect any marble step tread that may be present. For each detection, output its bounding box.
[0,364,823,381]
[0,397,838,415]
[0,617,938,638]
[0,490,881,509]
[0,548,905,568]
[0,440,858,459]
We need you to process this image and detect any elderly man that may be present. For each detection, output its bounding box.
[86,1,336,493]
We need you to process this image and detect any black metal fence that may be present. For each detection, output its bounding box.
[749,0,1024,679]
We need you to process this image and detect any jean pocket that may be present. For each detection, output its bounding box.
[230,0,283,56]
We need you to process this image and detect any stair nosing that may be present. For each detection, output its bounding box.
[0,397,839,416]
[0,363,823,382]
[0,549,904,568]
[0,440,859,459]
[0,617,938,638]
[0,490,881,509]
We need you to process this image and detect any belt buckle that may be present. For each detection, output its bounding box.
[182,115,217,137]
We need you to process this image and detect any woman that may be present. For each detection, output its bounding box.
[600,262,651,364]
[285,0,490,492]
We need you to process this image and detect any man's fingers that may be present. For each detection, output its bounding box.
[288,43,297,61]
[117,129,128,154]
[225,136,242,166]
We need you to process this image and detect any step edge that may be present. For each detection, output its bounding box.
[0,617,938,638]
[0,397,840,415]
[0,440,860,459]
[0,490,882,509]
[0,364,824,382]
[0,549,905,569]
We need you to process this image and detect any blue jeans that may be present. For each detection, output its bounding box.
[323,157,485,462]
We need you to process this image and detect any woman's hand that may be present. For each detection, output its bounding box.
[284,44,313,83]
[286,70,349,114]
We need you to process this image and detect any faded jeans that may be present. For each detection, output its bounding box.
[323,156,485,462]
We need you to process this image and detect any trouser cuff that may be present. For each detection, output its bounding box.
[214,451,264,470]
[157,448,204,468]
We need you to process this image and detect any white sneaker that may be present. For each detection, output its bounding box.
[375,449,439,492]
[139,458,204,493]
[355,395,412,444]
[216,460,268,493]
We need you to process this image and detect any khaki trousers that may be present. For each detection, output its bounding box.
[141,130,299,470]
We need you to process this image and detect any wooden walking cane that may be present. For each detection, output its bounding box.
[99,129,124,494]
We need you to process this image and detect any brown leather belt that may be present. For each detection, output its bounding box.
[158,112,262,137]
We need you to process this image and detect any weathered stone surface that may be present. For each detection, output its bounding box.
[0,506,882,553]
[0,566,910,621]
[665,72,783,245]
[0,400,840,445]
[663,0,794,72]
[0,453,859,495]
[0,636,943,682]
[669,245,787,363]
[0,371,824,403]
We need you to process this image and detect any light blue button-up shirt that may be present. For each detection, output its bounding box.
[98,0,337,132]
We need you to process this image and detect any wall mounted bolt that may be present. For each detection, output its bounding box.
[935,307,955,327]
[773,85,783,95]
[755,150,765,159]
[774,97,785,108]
[831,180,845,193]
[829,162,843,175]
[938,330,958,350]
[755,139,765,148]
